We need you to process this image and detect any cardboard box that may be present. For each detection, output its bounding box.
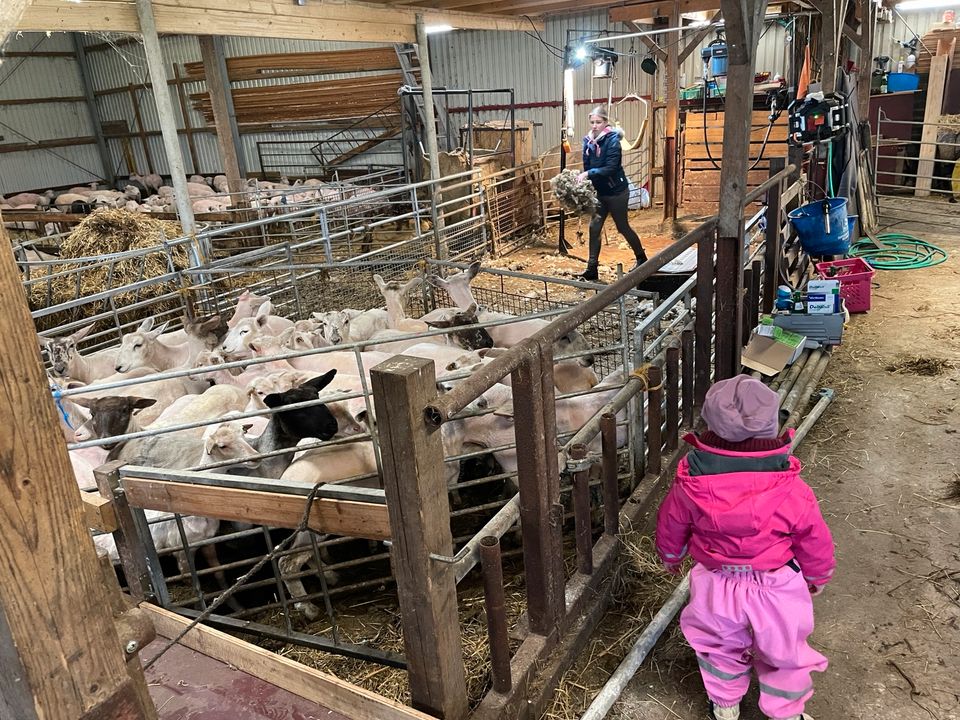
[806,279,841,314]
[742,325,807,376]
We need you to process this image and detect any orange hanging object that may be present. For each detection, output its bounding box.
[797,44,811,100]
[562,139,572,153]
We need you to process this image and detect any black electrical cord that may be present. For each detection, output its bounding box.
[700,75,777,172]
[522,16,565,61]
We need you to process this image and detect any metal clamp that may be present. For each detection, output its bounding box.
[565,455,598,473]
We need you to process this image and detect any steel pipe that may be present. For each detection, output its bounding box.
[480,536,513,695]
[600,413,620,537]
[791,389,834,448]
[646,365,664,477]
[580,574,692,720]
[665,345,680,452]
[570,444,594,576]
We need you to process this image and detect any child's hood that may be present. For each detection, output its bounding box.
[675,454,803,538]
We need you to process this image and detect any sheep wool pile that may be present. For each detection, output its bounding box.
[550,169,598,216]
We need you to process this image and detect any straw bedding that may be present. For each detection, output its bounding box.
[23,209,186,332]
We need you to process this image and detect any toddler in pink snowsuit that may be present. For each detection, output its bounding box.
[656,375,835,720]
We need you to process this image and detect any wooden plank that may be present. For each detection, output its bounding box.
[183,48,400,81]
[142,603,435,720]
[915,54,949,197]
[610,0,722,22]
[17,0,542,40]
[0,218,153,719]
[121,477,391,541]
[81,491,118,533]
[371,356,468,720]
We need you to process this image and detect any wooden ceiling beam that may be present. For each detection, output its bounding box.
[446,0,609,16]
[610,0,722,23]
[17,0,543,41]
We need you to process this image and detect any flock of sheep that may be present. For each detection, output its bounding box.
[41,261,628,620]
[2,172,383,236]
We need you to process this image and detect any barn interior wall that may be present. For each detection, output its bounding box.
[0,32,103,194]
[0,8,947,195]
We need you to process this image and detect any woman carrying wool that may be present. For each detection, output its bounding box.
[575,105,647,281]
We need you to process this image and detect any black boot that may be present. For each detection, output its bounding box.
[628,251,649,273]
[577,265,599,282]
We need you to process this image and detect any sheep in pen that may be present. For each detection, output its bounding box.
[32,242,690,705]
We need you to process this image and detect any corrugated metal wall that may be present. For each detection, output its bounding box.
[0,33,103,194]
[0,8,949,195]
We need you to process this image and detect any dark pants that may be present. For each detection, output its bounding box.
[588,188,645,268]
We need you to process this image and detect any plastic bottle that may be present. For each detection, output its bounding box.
[897,59,904,73]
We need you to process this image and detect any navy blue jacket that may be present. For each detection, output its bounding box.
[582,129,629,197]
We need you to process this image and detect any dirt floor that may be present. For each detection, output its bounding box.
[542,222,960,720]
[479,207,688,291]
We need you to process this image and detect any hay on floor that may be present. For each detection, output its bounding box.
[24,209,187,332]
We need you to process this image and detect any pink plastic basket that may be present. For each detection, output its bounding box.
[815,257,876,313]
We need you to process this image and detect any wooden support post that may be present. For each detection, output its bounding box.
[135,0,196,236]
[856,0,875,121]
[815,0,837,95]
[172,63,200,174]
[694,230,715,406]
[763,156,785,314]
[663,3,680,225]
[371,356,468,720]
[716,0,768,380]
[916,54,949,198]
[415,14,448,258]
[510,347,565,637]
[742,264,754,347]
[0,222,157,720]
[199,35,246,200]
[73,33,115,187]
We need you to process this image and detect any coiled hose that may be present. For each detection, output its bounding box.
[851,233,949,270]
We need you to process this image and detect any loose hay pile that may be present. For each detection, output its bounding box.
[270,572,528,708]
[543,529,689,720]
[24,209,186,332]
[551,169,598,216]
[884,356,956,376]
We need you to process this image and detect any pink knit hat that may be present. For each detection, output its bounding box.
[701,375,780,442]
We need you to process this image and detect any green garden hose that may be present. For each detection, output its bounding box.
[850,233,949,270]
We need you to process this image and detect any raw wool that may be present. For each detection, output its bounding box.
[24,209,187,331]
[550,169,598,216]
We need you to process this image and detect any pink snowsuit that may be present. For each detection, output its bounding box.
[656,432,835,719]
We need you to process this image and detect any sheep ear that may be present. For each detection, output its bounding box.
[70,323,94,343]
[131,397,157,410]
[305,368,337,393]
[373,274,387,292]
[464,302,478,317]
[255,302,272,325]
[403,276,423,294]
[427,274,447,289]
[425,318,452,329]
[138,317,155,333]
[148,321,169,338]
[68,396,95,409]
[467,260,481,279]
[241,423,254,433]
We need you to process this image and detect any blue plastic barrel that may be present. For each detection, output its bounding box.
[787,198,850,255]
